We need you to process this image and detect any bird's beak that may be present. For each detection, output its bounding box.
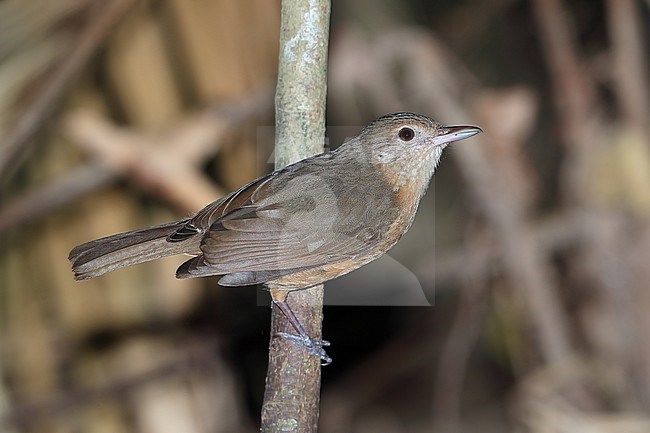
[432,125,482,147]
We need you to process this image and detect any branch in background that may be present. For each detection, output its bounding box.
[65,87,274,213]
[605,0,649,132]
[422,41,575,367]
[261,0,330,432]
[64,109,225,214]
[529,0,596,148]
[0,164,115,233]
[0,0,136,181]
[0,87,273,234]
[426,211,586,289]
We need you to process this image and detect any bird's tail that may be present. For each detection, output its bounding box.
[69,220,195,280]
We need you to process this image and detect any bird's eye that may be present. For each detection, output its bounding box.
[398,127,415,142]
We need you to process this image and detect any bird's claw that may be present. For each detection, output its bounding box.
[275,332,333,365]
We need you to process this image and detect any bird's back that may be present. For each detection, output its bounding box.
[172,142,406,288]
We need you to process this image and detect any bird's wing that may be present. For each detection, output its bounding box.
[175,159,389,284]
[166,172,276,242]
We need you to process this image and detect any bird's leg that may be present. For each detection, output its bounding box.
[270,289,332,365]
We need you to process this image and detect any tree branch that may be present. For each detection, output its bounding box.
[0,87,273,235]
[260,0,330,432]
[605,0,649,132]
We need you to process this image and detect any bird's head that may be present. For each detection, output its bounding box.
[359,112,480,164]
[353,112,481,193]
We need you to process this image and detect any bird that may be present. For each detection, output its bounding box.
[69,112,481,364]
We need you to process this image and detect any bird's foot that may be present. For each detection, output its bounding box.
[275,332,332,365]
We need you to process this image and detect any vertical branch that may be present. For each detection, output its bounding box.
[605,0,649,132]
[260,1,331,432]
[529,0,595,142]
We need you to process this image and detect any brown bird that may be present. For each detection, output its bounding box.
[69,112,481,364]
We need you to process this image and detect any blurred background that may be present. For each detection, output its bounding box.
[2,0,650,432]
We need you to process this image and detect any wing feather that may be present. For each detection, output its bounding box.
[174,152,396,285]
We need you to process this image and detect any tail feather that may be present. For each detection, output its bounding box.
[70,220,197,280]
